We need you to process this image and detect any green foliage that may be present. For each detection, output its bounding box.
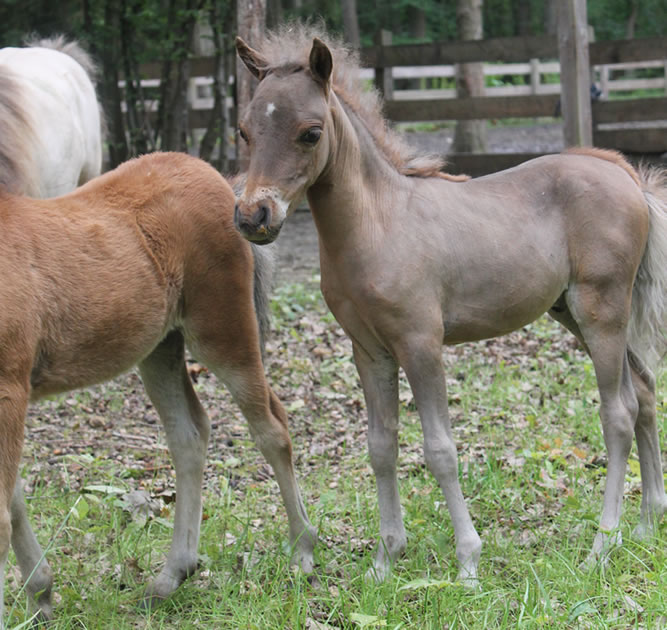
[588,0,666,39]
[483,0,548,38]
[1,1,664,71]
[0,0,81,46]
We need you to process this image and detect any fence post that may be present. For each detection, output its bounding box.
[599,65,609,99]
[557,0,593,146]
[374,30,393,101]
[530,58,540,94]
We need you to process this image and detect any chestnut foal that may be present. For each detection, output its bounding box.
[0,152,316,625]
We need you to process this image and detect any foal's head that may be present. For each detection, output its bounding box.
[234,36,334,243]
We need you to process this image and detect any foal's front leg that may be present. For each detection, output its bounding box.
[353,345,406,582]
[10,478,53,621]
[138,333,210,606]
[0,381,29,629]
[398,339,482,587]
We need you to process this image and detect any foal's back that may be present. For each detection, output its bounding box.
[0,153,244,399]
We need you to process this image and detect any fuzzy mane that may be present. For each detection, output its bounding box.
[255,22,467,181]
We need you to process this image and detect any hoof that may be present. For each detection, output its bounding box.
[141,564,195,611]
[290,525,318,574]
[580,529,621,571]
[26,608,53,629]
[139,592,167,612]
[364,561,392,584]
[291,549,315,574]
[457,569,480,591]
[632,503,666,541]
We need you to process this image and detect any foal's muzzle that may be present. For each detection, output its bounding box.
[234,197,285,244]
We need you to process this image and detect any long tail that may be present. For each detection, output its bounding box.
[628,163,667,368]
[251,242,276,360]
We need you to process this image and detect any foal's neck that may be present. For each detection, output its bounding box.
[307,92,406,253]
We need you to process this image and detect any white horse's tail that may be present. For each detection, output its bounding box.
[25,35,100,84]
[628,164,667,368]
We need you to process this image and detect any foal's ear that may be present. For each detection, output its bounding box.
[309,37,333,92]
[235,36,268,80]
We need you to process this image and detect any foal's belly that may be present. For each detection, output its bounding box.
[442,289,564,344]
[433,219,570,343]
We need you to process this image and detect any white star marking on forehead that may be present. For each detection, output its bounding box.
[265,102,276,117]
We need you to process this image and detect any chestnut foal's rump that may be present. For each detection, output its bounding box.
[0,153,315,625]
[234,25,667,586]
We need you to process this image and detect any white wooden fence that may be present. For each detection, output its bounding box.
[122,59,667,114]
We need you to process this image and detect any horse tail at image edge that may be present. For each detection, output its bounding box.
[629,164,667,368]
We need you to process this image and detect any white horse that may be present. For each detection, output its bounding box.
[0,36,103,198]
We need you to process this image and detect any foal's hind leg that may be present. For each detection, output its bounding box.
[189,336,316,573]
[138,332,211,606]
[628,352,667,540]
[554,286,638,565]
[214,366,317,572]
[353,345,406,582]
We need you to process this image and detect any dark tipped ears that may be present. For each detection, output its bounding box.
[309,37,333,89]
[236,36,268,80]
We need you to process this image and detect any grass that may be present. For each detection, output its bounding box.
[6,279,667,629]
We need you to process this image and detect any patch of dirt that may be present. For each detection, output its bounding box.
[273,211,321,286]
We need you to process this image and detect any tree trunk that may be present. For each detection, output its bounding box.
[199,2,233,171]
[156,0,202,152]
[557,0,592,147]
[453,0,487,154]
[266,0,282,29]
[236,0,266,171]
[513,0,532,36]
[100,0,128,168]
[625,0,639,39]
[544,0,558,35]
[120,0,152,155]
[407,6,426,40]
[341,0,360,48]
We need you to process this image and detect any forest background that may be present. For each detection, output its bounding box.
[0,0,664,168]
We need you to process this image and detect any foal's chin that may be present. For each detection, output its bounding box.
[238,225,282,245]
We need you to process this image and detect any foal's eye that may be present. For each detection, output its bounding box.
[299,127,322,145]
[238,127,249,143]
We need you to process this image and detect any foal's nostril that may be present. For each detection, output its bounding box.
[233,203,240,226]
[257,204,271,228]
